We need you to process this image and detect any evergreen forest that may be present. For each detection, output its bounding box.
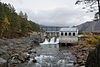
[0,2,40,38]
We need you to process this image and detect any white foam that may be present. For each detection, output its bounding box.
[35,55,54,65]
[27,58,33,65]
[40,39,49,45]
[55,38,59,44]
[40,37,59,45]
[50,37,55,44]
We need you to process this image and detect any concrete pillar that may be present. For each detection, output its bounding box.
[55,32,57,36]
[63,32,65,36]
[59,32,61,36]
[71,32,73,36]
[67,32,69,36]
[50,32,51,36]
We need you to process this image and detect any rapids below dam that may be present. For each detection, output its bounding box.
[27,38,76,67]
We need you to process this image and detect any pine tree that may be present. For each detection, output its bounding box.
[19,11,24,18]
[24,13,28,19]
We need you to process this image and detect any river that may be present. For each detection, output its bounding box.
[26,39,76,67]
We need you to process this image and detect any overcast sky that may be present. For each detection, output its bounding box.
[1,0,95,26]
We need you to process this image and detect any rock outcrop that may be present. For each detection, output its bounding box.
[85,44,100,67]
[0,36,40,67]
[71,44,95,67]
[0,58,7,67]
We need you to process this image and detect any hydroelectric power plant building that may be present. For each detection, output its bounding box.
[40,26,78,44]
[59,28,78,44]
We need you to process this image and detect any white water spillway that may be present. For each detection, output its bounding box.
[50,37,55,44]
[40,38,50,45]
[40,37,59,45]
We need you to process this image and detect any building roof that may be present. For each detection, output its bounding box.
[40,25,68,31]
[60,28,78,32]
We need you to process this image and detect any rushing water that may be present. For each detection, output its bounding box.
[27,37,76,67]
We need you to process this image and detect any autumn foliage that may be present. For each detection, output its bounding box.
[0,2,40,38]
[83,32,100,47]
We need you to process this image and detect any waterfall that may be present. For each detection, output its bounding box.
[40,37,59,45]
[55,38,59,44]
[40,38,49,45]
[50,37,55,44]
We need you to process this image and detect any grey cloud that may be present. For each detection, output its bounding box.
[28,8,94,26]
[2,0,95,26]
[15,7,94,26]
[15,0,23,4]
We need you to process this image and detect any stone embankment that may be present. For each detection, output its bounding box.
[0,36,40,67]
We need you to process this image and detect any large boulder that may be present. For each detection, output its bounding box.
[0,58,7,67]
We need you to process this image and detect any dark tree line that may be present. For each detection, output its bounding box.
[0,2,40,38]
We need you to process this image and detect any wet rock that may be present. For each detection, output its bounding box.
[8,52,31,67]
[32,59,37,63]
[25,55,30,61]
[33,51,37,54]
[0,48,10,60]
[0,37,40,67]
[71,44,91,66]
[9,55,21,64]
[20,52,31,62]
[0,58,7,67]
[0,49,5,56]
[28,51,32,54]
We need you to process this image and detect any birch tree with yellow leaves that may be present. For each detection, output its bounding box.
[0,17,10,37]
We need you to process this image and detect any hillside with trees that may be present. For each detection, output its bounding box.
[0,2,40,38]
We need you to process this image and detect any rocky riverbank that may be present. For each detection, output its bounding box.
[0,36,40,67]
[0,35,97,67]
[71,44,95,67]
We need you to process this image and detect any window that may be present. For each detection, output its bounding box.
[65,32,67,36]
[73,33,75,36]
[61,32,63,36]
[69,32,71,36]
